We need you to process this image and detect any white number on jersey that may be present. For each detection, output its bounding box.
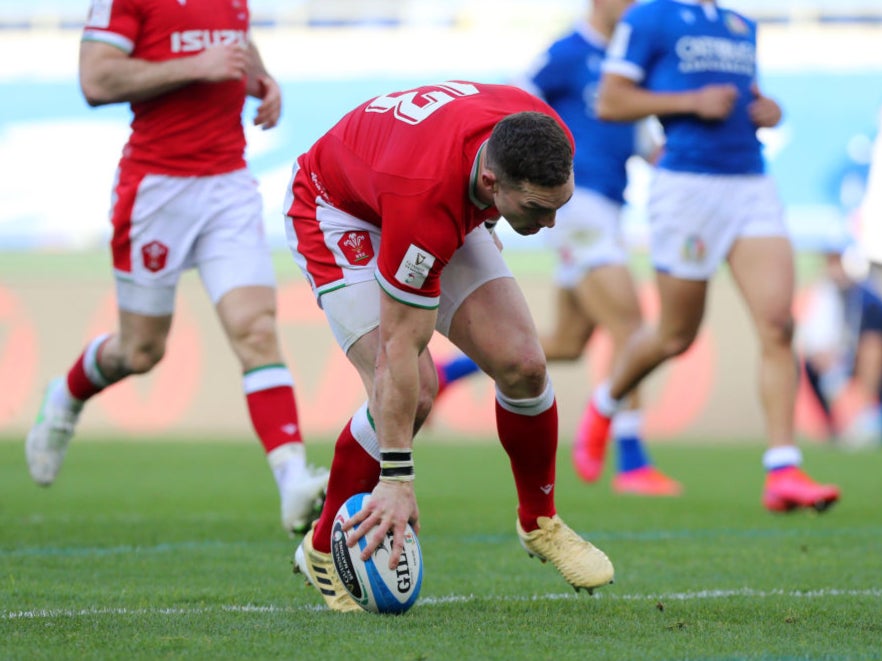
[365,82,480,125]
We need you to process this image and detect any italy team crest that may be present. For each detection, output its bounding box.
[725,13,750,35]
[681,234,706,263]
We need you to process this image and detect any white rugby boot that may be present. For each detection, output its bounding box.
[269,444,330,535]
[25,377,83,486]
[281,465,330,535]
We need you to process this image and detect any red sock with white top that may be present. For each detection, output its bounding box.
[312,402,380,553]
[495,381,558,532]
[64,333,114,404]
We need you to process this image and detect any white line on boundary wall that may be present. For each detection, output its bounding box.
[4,588,882,619]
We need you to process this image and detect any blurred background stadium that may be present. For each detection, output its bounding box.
[1,0,881,441]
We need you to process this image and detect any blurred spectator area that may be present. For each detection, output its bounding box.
[2,0,882,30]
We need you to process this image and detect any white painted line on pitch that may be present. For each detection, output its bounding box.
[4,588,881,620]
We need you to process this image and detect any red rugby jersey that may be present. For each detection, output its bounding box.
[82,0,249,175]
[295,81,572,303]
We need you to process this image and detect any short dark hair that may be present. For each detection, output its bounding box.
[485,112,573,189]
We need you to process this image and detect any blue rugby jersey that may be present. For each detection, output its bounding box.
[604,0,765,175]
[517,21,637,204]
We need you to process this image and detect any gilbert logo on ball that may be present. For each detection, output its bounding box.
[331,492,423,614]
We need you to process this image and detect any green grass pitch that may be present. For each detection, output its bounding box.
[1,438,880,659]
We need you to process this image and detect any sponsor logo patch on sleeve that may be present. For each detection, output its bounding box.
[394,244,436,289]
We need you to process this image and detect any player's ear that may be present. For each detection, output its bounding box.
[480,170,498,192]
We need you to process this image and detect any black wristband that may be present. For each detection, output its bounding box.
[380,449,415,482]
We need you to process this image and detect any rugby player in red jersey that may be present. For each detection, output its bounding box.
[25,0,328,536]
[286,82,615,611]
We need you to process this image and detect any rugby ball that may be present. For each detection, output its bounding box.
[331,492,423,614]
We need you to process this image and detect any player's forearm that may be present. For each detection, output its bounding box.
[245,41,269,98]
[79,49,206,106]
[596,76,696,122]
[372,352,420,453]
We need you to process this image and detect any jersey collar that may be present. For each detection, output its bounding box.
[469,141,491,210]
[673,0,719,19]
[575,19,609,49]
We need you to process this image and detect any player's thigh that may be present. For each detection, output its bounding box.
[321,279,382,391]
[321,279,381,354]
[215,285,283,368]
[435,226,513,338]
[574,264,642,343]
[544,286,595,354]
[451,278,546,397]
[322,286,438,400]
[344,326,382,397]
[441,235,544,394]
[195,169,277,304]
[728,235,795,338]
[215,285,277,335]
[437,226,537,366]
[726,175,794,334]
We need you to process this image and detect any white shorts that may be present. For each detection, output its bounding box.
[111,167,276,315]
[648,169,788,280]
[546,187,627,288]
[316,224,512,353]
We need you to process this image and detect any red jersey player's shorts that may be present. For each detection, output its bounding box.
[110,166,276,316]
[283,163,512,353]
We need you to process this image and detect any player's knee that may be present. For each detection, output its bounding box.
[662,331,697,359]
[232,311,279,359]
[492,350,548,397]
[763,314,795,349]
[123,341,165,374]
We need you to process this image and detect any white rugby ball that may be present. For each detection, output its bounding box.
[331,492,423,614]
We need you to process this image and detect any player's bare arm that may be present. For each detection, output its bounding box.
[79,40,247,106]
[344,292,435,566]
[596,74,695,121]
[596,74,737,122]
[245,42,281,130]
[748,83,783,129]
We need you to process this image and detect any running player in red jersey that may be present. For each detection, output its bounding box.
[287,82,615,612]
[24,0,328,535]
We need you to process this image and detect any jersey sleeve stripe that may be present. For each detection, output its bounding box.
[82,30,135,55]
[375,272,440,310]
[601,59,644,83]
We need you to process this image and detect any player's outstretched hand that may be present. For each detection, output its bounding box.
[343,480,420,570]
[251,75,281,130]
[193,44,248,82]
